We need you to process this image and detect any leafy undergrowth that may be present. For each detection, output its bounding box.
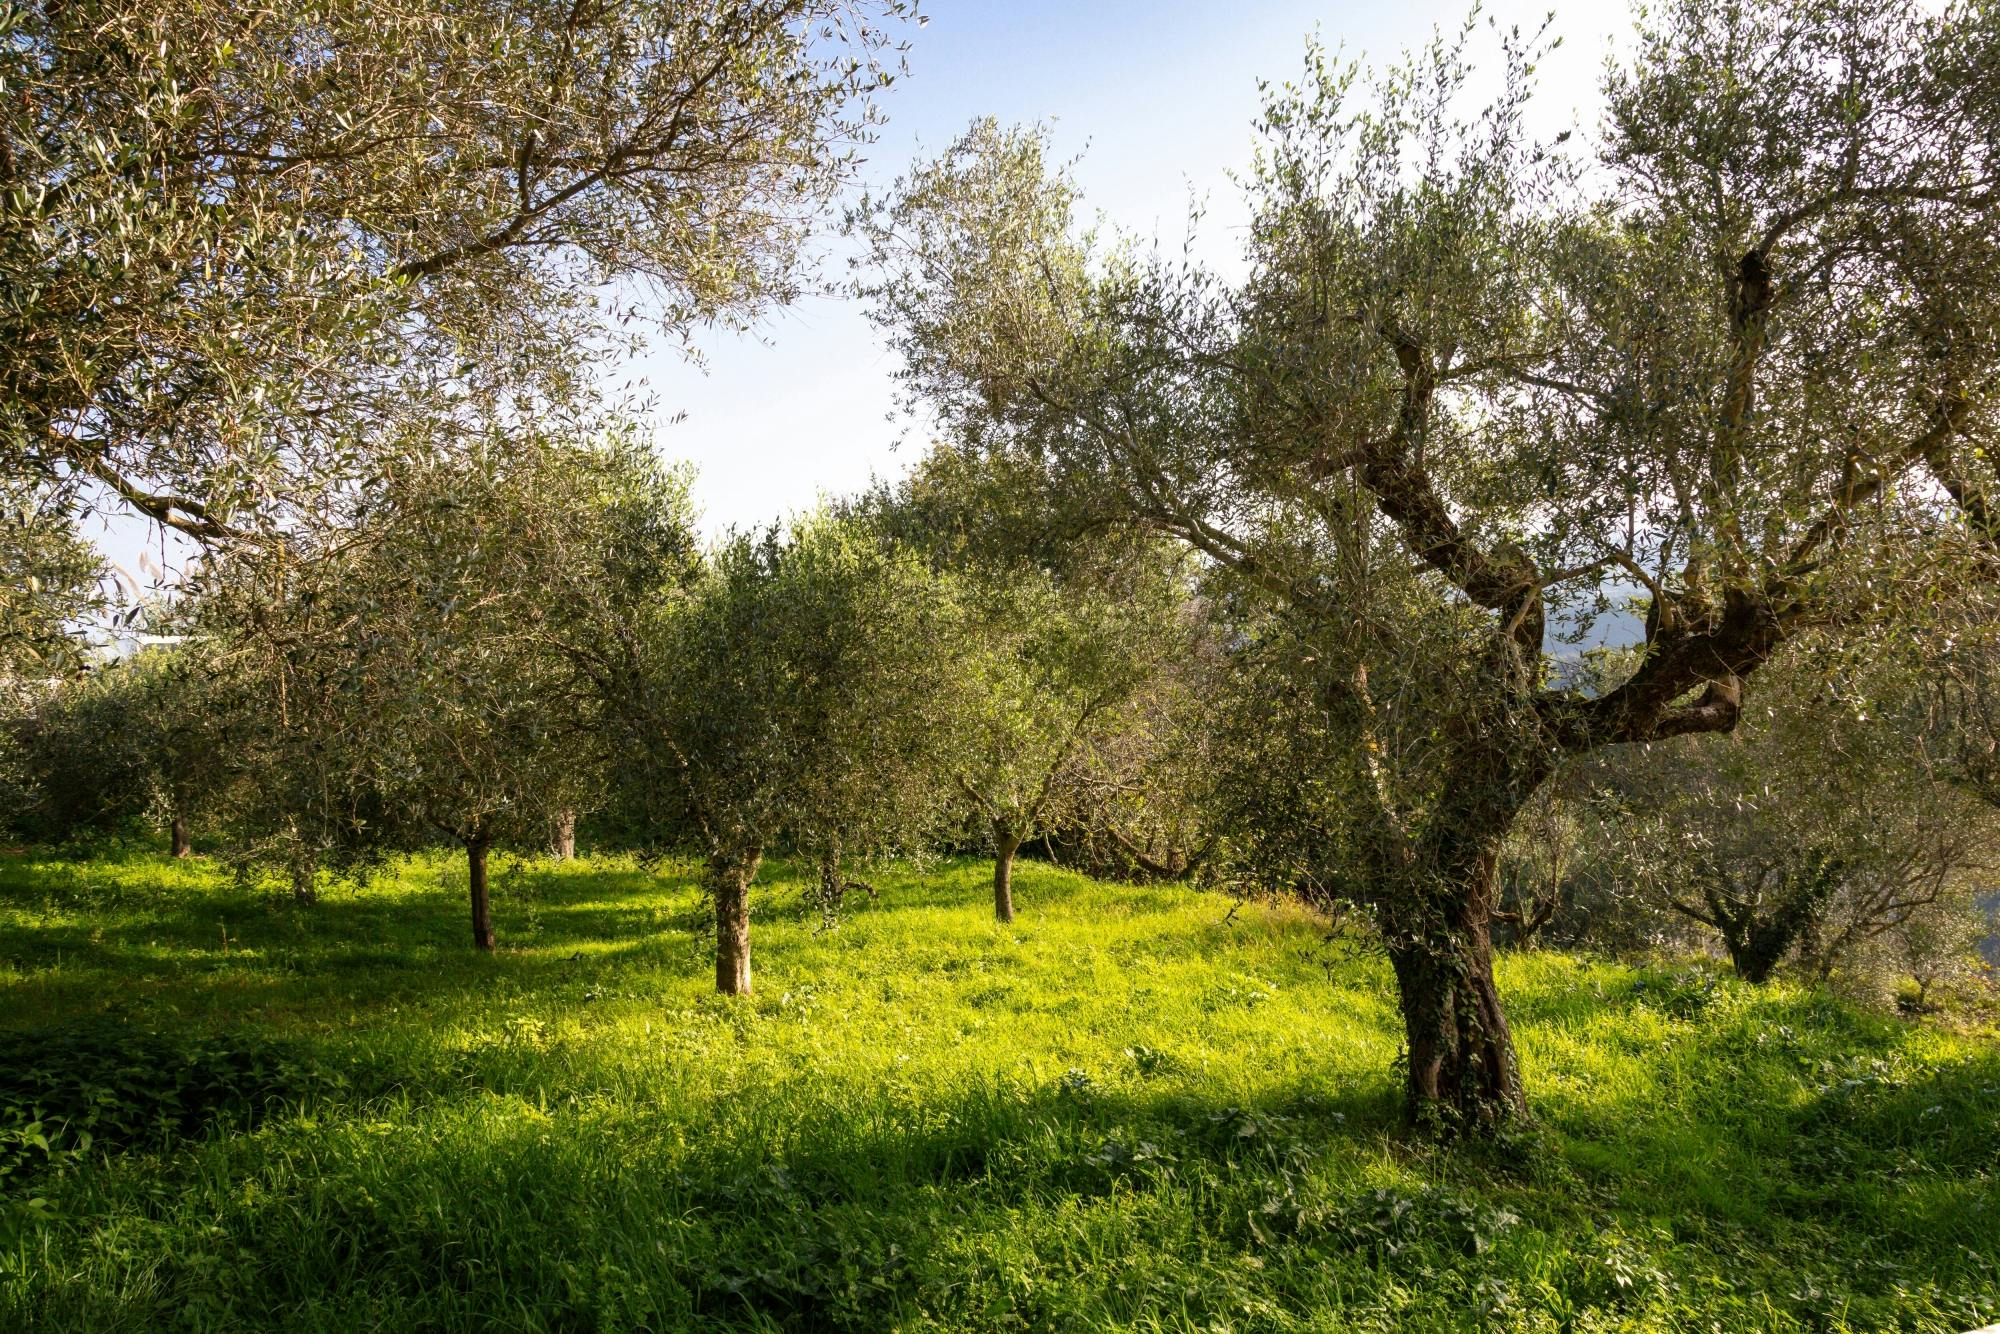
[0,848,1994,1332]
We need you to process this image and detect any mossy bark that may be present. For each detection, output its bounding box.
[1375,740,1538,1136]
[1724,869,1842,983]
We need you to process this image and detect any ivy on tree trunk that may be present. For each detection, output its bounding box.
[1383,856,1526,1133]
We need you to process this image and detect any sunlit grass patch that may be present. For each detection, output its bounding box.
[0,847,1994,1331]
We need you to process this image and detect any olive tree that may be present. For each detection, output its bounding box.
[944,560,1192,921]
[859,460,1205,913]
[773,528,964,927]
[194,427,677,939]
[0,483,105,683]
[3,0,916,558]
[1046,616,1230,885]
[3,642,234,852]
[1592,649,1994,984]
[341,448,607,948]
[126,642,235,858]
[858,0,2000,1130]
[601,515,960,994]
[4,659,154,844]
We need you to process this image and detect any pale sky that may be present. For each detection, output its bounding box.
[96,0,1633,598]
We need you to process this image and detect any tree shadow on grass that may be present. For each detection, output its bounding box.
[1792,1044,2000,1184]
[19,1045,1980,1333]
[0,853,1223,1032]
[0,853,690,973]
[6,1055,1404,1331]
[0,853,945,972]
[4,856,1990,1331]
[8,851,1992,1330]
[1529,1016,2000,1313]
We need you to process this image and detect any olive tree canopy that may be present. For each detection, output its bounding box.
[3,0,918,546]
[1593,647,1995,985]
[191,426,690,938]
[595,514,962,995]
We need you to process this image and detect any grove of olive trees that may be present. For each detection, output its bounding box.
[3,1,1998,1326]
[4,0,1992,1121]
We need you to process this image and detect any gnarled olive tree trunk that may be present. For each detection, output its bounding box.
[1381,841,1525,1133]
[709,847,761,995]
[170,816,191,858]
[1720,859,1846,983]
[550,809,577,860]
[1363,730,1546,1135]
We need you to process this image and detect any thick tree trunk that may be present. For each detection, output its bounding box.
[467,837,496,952]
[1719,860,1843,983]
[1725,928,1773,983]
[1386,906,1524,1133]
[992,823,1021,924]
[1727,919,1803,983]
[550,810,576,860]
[710,848,760,995]
[1383,799,1530,1135]
[169,816,191,858]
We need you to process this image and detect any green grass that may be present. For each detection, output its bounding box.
[0,847,1994,1332]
